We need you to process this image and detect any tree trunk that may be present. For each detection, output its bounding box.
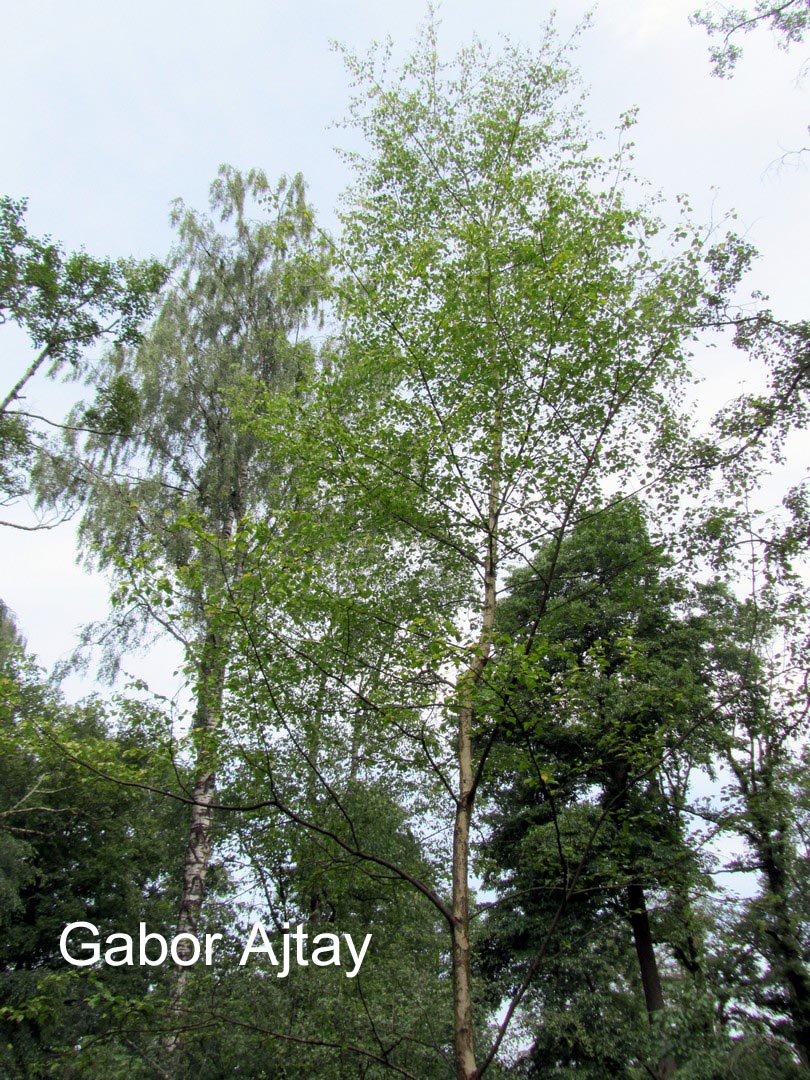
[451,609,492,1079]
[628,881,666,1018]
[177,630,228,937]
[627,881,676,1080]
[451,775,477,1080]
[164,627,227,1052]
[604,763,675,1079]
[451,391,501,1079]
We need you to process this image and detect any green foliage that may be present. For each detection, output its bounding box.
[80,373,141,438]
[0,196,167,516]
[0,627,185,1077]
[0,196,167,369]
[477,504,729,1074]
[171,776,457,1078]
[334,25,733,551]
[0,412,32,503]
[52,165,332,679]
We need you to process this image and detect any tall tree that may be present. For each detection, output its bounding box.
[52,165,331,1031]
[222,20,759,1078]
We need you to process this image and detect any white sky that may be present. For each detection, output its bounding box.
[1,0,807,697]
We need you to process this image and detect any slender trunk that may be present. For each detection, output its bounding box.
[172,486,242,951]
[176,647,226,942]
[627,881,666,1018]
[451,777,477,1080]
[451,390,502,1079]
[162,433,251,1055]
[604,765,675,1078]
[164,627,227,1051]
[627,881,676,1080]
[452,663,487,1080]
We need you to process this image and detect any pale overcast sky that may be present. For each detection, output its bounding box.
[1,0,807,696]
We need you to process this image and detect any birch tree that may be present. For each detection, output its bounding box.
[312,22,759,1078]
[55,165,331,1027]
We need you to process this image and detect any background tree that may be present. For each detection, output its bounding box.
[46,164,332,1034]
[694,582,810,1069]
[476,502,810,1078]
[478,502,722,1079]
